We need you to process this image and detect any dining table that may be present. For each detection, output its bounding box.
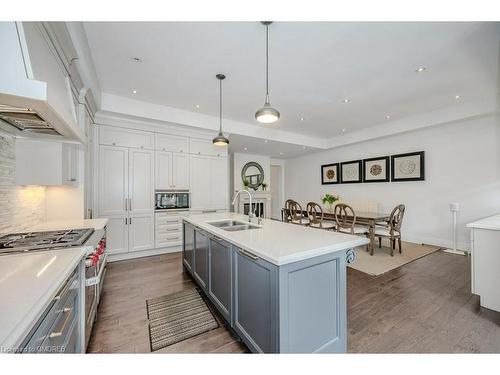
[282,208,391,255]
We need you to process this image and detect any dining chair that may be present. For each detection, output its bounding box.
[374,204,406,256]
[283,199,295,222]
[334,203,368,236]
[289,200,310,226]
[306,202,336,230]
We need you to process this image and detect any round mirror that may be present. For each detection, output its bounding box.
[241,162,264,190]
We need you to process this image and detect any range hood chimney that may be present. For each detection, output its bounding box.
[0,22,85,142]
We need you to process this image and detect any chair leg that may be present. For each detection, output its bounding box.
[398,238,402,253]
[378,237,382,248]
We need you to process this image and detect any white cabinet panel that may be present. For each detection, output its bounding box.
[211,157,229,209]
[129,214,155,252]
[129,149,154,214]
[172,152,189,190]
[106,216,128,255]
[100,126,154,150]
[98,146,128,216]
[155,151,172,190]
[190,155,212,210]
[156,133,189,153]
[190,138,227,157]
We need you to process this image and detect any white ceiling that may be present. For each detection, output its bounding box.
[83,21,500,156]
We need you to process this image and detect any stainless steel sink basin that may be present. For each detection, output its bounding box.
[207,220,260,231]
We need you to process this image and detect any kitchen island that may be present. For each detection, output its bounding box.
[182,212,369,353]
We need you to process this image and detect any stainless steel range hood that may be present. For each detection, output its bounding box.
[0,22,85,142]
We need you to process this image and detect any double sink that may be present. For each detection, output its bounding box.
[207,219,260,232]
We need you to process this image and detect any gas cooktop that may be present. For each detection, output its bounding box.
[0,228,94,255]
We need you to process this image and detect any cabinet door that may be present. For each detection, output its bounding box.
[189,155,211,210]
[183,223,194,274]
[106,216,129,255]
[129,149,154,214]
[210,157,229,209]
[233,247,278,353]
[172,152,189,190]
[98,146,128,216]
[100,126,154,149]
[194,230,209,291]
[156,133,189,153]
[155,151,172,190]
[129,214,155,252]
[209,236,232,322]
[62,143,79,186]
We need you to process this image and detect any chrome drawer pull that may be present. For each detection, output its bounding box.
[239,249,259,261]
[166,228,179,232]
[49,307,72,338]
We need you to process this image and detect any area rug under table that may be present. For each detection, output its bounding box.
[146,288,219,351]
[348,241,441,276]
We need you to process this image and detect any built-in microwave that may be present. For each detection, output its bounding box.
[155,191,190,210]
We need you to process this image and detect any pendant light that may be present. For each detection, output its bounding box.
[255,21,280,124]
[213,73,229,146]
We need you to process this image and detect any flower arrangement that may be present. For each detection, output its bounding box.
[261,182,267,191]
[243,178,250,190]
[321,193,340,212]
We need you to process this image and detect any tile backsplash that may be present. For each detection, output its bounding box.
[0,133,46,235]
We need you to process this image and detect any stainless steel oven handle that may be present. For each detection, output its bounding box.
[86,253,108,287]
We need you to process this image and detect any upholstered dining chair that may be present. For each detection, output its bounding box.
[306,202,336,230]
[375,204,406,256]
[288,200,310,226]
[334,204,370,251]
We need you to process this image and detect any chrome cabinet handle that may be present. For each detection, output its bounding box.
[202,210,217,214]
[49,307,72,338]
[239,249,259,261]
[128,198,132,211]
[166,228,178,232]
[124,198,127,211]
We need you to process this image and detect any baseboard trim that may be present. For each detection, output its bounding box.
[402,234,470,253]
[108,246,182,262]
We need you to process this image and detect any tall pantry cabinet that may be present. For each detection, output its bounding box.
[96,125,229,259]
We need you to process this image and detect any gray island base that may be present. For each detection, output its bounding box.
[182,213,367,353]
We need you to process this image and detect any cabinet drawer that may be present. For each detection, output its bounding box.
[156,133,189,153]
[156,224,182,234]
[100,126,154,149]
[42,292,78,350]
[156,215,182,225]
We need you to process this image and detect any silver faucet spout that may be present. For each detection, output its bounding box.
[231,189,254,222]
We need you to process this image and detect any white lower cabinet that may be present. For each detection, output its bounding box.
[129,214,155,252]
[155,211,185,248]
[106,217,128,255]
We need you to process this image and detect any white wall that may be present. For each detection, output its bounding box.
[233,152,271,192]
[285,114,500,251]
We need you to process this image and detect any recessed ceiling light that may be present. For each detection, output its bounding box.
[264,139,268,143]
[386,115,391,119]
[131,57,142,63]
[244,147,247,151]
[196,104,200,109]
[302,146,306,150]
[343,99,350,103]
[415,66,426,73]
[279,152,284,155]
[341,128,346,133]
[454,95,461,100]
[300,117,304,121]
[132,90,137,94]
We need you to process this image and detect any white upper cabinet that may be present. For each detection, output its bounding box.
[98,145,129,217]
[15,138,79,186]
[190,154,228,210]
[172,152,189,190]
[189,138,228,157]
[155,151,172,190]
[156,133,189,153]
[100,125,154,150]
[129,149,155,214]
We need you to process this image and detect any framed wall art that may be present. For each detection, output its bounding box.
[391,151,425,181]
[340,160,363,183]
[321,163,339,184]
[363,156,390,183]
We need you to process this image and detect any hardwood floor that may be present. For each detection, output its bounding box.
[88,249,500,353]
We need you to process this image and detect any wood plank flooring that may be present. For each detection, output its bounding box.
[88,249,500,353]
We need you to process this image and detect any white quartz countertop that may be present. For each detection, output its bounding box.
[28,218,109,232]
[0,248,87,350]
[467,214,500,230]
[182,213,369,266]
